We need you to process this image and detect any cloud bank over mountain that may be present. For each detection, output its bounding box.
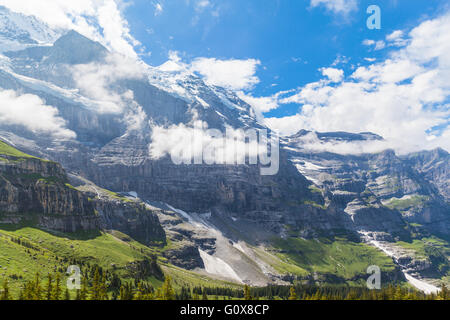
[0,0,139,58]
[0,89,76,139]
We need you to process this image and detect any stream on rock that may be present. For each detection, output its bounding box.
[359,231,441,295]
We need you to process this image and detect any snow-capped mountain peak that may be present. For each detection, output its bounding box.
[0,5,62,53]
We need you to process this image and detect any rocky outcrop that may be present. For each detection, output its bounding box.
[403,148,449,201]
[0,154,99,232]
[0,144,166,244]
[95,199,166,245]
[66,173,166,245]
[163,243,205,270]
[284,133,450,236]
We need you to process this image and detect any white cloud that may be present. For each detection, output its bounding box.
[237,92,279,115]
[0,89,76,139]
[363,39,386,51]
[310,0,357,15]
[266,12,450,154]
[190,58,261,91]
[386,30,403,41]
[0,0,139,58]
[386,30,408,47]
[195,0,211,11]
[429,127,450,151]
[149,120,268,165]
[71,53,146,113]
[362,39,375,46]
[374,41,386,50]
[352,59,424,83]
[154,3,163,16]
[331,55,349,66]
[265,114,303,136]
[157,53,261,91]
[291,131,394,155]
[320,67,344,83]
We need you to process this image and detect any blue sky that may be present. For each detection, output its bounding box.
[125,0,450,118]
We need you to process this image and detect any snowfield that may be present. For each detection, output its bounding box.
[199,249,243,283]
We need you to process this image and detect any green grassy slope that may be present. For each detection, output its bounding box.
[0,140,38,159]
[0,226,163,295]
[0,225,244,296]
[396,236,450,277]
[270,237,397,282]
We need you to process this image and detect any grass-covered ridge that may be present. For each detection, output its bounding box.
[396,236,450,276]
[0,140,37,159]
[383,195,430,211]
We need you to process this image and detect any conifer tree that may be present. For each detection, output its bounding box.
[119,285,126,300]
[244,285,252,300]
[34,273,42,300]
[439,284,448,300]
[53,273,62,300]
[119,282,134,300]
[18,289,24,300]
[288,287,297,300]
[75,289,81,300]
[80,277,89,300]
[313,290,322,300]
[135,282,144,301]
[46,273,53,300]
[394,287,404,300]
[1,279,11,300]
[99,273,108,300]
[162,276,175,300]
[154,287,163,300]
[65,289,71,301]
[91,268,101,300]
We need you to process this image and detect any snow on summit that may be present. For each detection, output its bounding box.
[0,5,61,52]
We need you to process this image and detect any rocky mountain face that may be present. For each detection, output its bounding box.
[403,148,450,202]
[0,143,99,232]
[283,131,450,236]
[0,10,448,288]
[0,140,165,245]
[68,173,166,245]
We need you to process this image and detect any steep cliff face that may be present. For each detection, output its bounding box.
[0,141,166,245]
[0,141,99,232]
[95,200,165,245]
[84,143,324,229]
[284,133,450,236]
[403,148,449,202]
[67,174,166,245]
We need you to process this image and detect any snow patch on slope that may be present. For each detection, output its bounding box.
[294,163,321,185]
[199,249,243,283]
[403,273,441,295]
[166,204,195,223]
